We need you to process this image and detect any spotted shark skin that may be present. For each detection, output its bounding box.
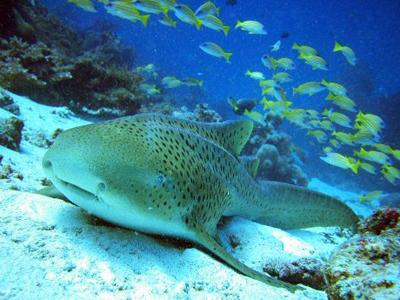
[42,113,359,292]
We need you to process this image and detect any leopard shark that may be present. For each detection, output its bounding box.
[42,113,359,292]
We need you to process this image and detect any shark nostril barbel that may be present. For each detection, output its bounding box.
[97,182,106,192]
[43,160,52,169]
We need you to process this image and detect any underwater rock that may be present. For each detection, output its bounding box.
[264,257,326,290]
[0,116,24,151]
[325,209,400,299]
[0,0,37,42]
[0,163,24,182]
[359,208,399,235]
[0,89,20,115]
[244,114,308,186]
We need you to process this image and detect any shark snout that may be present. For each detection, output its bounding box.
[42,143,106,199]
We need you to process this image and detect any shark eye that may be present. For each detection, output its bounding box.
[156,173,166,185]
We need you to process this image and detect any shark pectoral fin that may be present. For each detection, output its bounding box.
[193,229,303,292]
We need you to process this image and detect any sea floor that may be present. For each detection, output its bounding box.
[0,90,376,299]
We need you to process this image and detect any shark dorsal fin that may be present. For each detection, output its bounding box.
[130,114,254,156]
[240,156,260,177]
[211,119,254,156]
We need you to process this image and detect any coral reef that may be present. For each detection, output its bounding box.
[243,114,308,186]
[139,99,177,116]
[0,36,145,116]
[324,209,400,299]
[0,116,24,151]
[173,103,223,123]
[359,208,399,235]
[0,0,146,116]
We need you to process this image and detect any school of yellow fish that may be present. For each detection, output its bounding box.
[67,0,399,192]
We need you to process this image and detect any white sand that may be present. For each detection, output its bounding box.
[0,89,365,299]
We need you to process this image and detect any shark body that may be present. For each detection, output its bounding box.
[42,113,359,292]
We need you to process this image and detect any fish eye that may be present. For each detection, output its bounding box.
[175,4,182,9]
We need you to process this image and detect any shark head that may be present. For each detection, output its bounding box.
[42,118,176,225]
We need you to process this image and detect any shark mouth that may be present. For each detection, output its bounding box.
[52,174,101,204]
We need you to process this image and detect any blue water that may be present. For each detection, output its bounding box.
[42,0,400,191]
[44,1,400,103]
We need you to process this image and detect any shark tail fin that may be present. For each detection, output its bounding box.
[236,181,359,232]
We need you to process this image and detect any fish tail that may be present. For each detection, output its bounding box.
[292,87,297,95]
[161,6,169,15]
[140,14,150,27]
[292,42,299,49]
[261,88,267,96]
[326,92,335,100]
[333,41,343,52]
[235,20,242,29]
[195,18,202,30]
[223,25,230,36]
[224,52,232,63]
[349,161,359,174]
